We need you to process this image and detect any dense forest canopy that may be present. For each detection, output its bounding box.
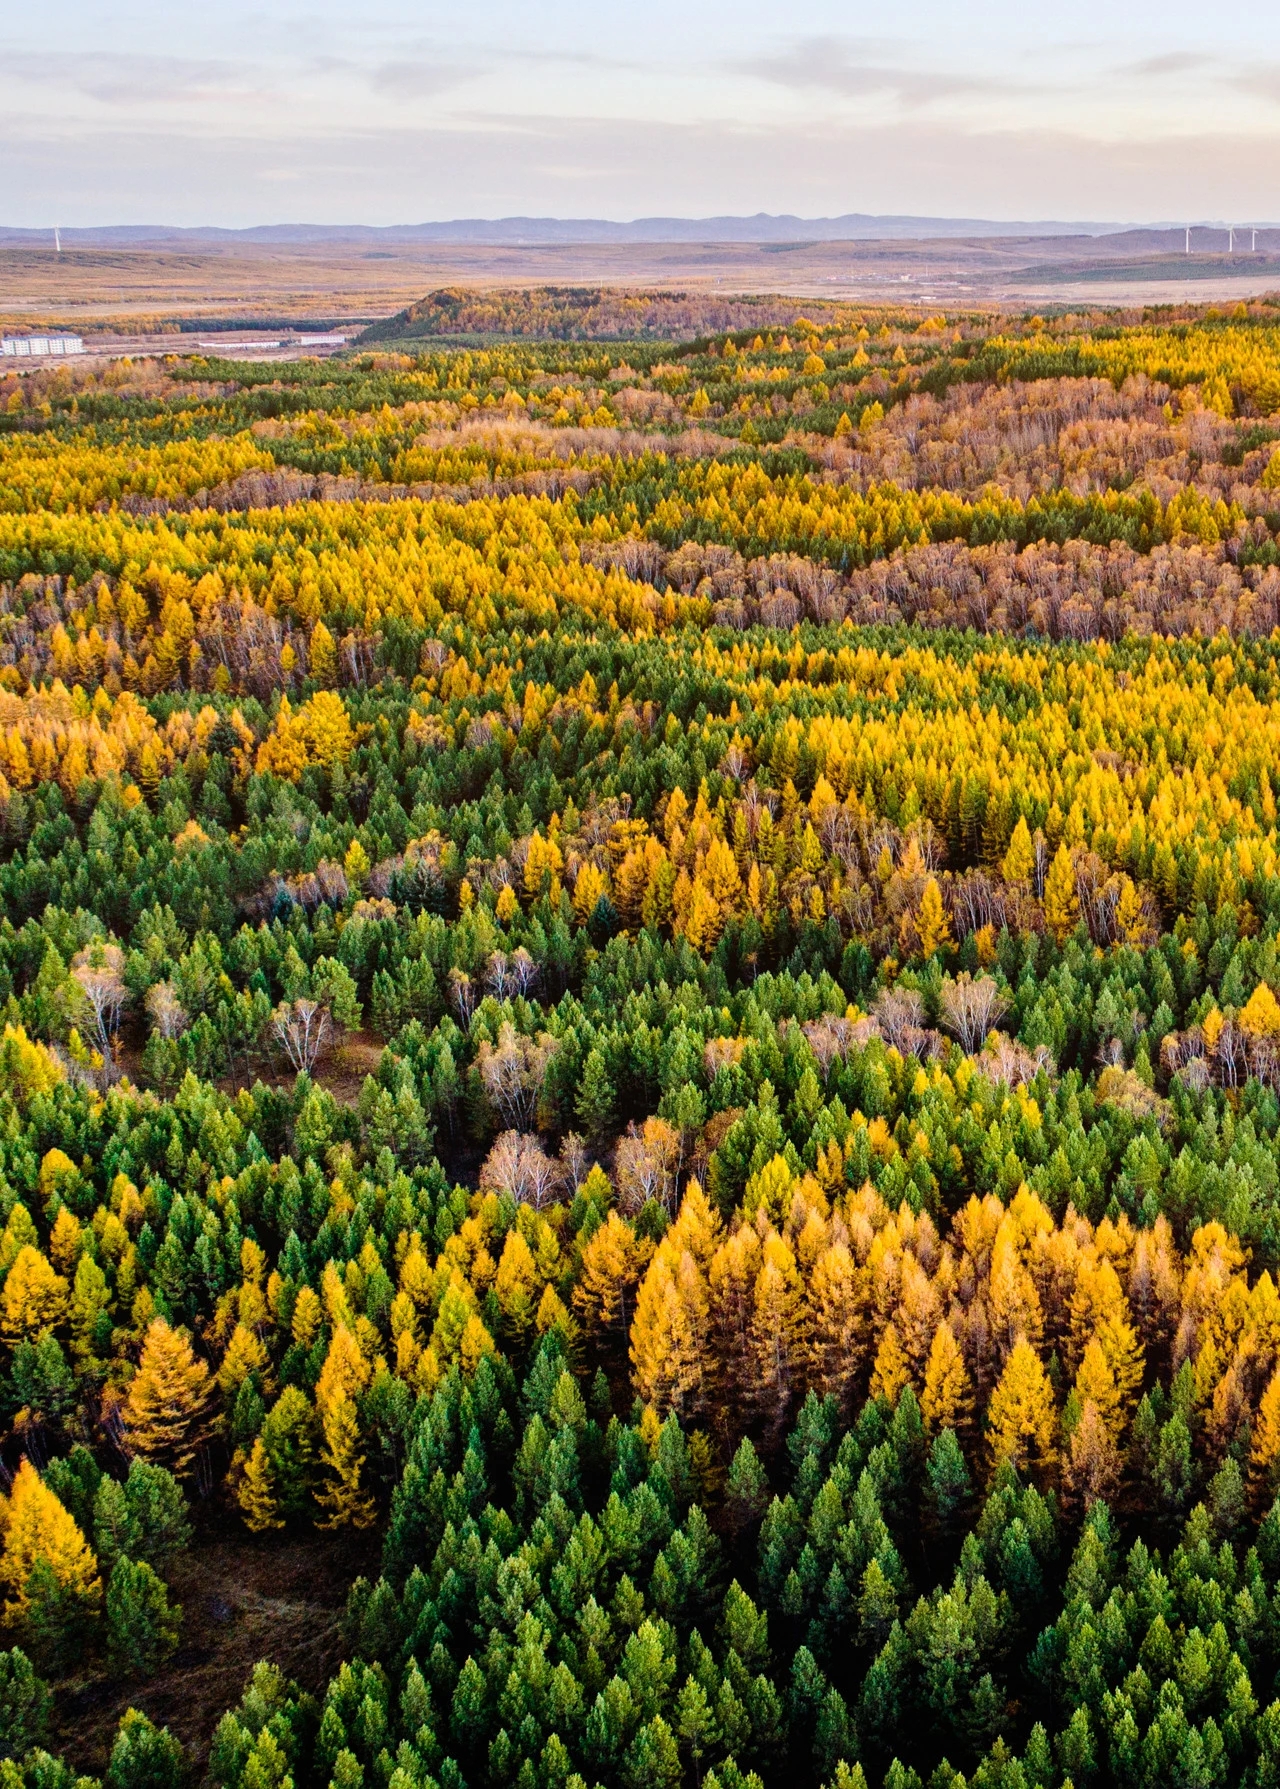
[4,292,1280,1789]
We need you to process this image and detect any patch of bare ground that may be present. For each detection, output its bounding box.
[112,1030,389,1108]
[313,1031,386,1105]
[50,1524,380,1782]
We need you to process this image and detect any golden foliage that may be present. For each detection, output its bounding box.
[0,1458,101,1623]
[123,1317,216,1477]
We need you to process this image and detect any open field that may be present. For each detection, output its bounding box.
[4,230,1280,342]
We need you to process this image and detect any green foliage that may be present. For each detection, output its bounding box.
[21,1558,95,1678]
[104,1560,181,1680]
[103,1712,185,1789]
[0,1649,50,1760]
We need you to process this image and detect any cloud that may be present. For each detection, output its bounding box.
[0,50,262,108]
[369,59,475,99]
[1120,52,1203,78]
[1125,53,1280,110]
[1233,64,1280,104]
[737,35,1007,107]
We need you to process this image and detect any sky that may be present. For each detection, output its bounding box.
[4,0,1280,228]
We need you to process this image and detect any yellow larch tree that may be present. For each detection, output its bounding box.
[870,1320,911,1405]
[1073,1338,1122,1437]
[749,1232,804,1425]
[897,1256,942,1379]
[1128,1216,1182,1358]
[0,1202,39,1275]
[459,1312,497,1376]
[315,1321,371,1415]
[1244,1271,1280,1363]
[291,1284,323,1349]
[987,1224,1043,1358]
[1116,877,1148,946]
[523,830,564,901]
[1067,1255,1121,1363]
[1251,1367,1280,1506]
[573,1211,653,1362]
[1069,1258,1144,1425]
[218,1322,273,1402]
[494,1228,541,1342]
[1001,816,1035,884]
[1096,1312,1144,1425]
[316,1394,377,1530]
[917,878,952,957]
[614,842,661,931]
[922,1321,974,1435]
[390,1289,421,1378]
[709,1221,763,1409]
[682,879,725,954]
[238,1438,283,1533]
[667,1179,724,1275]
[124,1317,216,1477]
[296,690,354,766]
[397,1240,435,1316]
[428,1273,480,1366]
[48,1208,82,1277]
[631,1230,715,1420]
[804,1241,866,1414]
[0,1458,101,1624]
[1063,1400,1121,1511]
[702,837,743,914]
[309,620,337,688]
[986,1340,1057,1479]
[1241,982,1280,1040]
[572,861,609,923]
[2,1246,70,1343]
[1043,845,1080,944]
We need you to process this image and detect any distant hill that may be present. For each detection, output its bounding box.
[0,213,1150,248]
[358,286,866,346]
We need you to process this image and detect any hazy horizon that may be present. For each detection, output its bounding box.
[0,214,1216,239]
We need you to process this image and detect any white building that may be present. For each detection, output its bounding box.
[1,336,85,358]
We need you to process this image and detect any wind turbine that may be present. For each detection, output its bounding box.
[1228,226,1235,254]
[1253,228,1259,252]
[1186,226,1191,254]
[54,226,60,253]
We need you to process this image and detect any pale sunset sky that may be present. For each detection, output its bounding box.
[3,0,1278,226]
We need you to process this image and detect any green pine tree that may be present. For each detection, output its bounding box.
[0,1646,50,1759]
[575,1047,615,1141]
[23,1555,96,1676]
[260,1386,318,1522]
[122,1462,192,1570]
[105,1558,182,1679]
[105,1709,186,1789]
[926,1429,971,1529]
[725,1438,770,1536]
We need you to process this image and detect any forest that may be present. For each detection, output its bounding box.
[3,289,1280,1789]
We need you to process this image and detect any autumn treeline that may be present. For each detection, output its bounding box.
[8,300,1280,688]
[626,1166,1280,1508]
[361,287,848,344]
